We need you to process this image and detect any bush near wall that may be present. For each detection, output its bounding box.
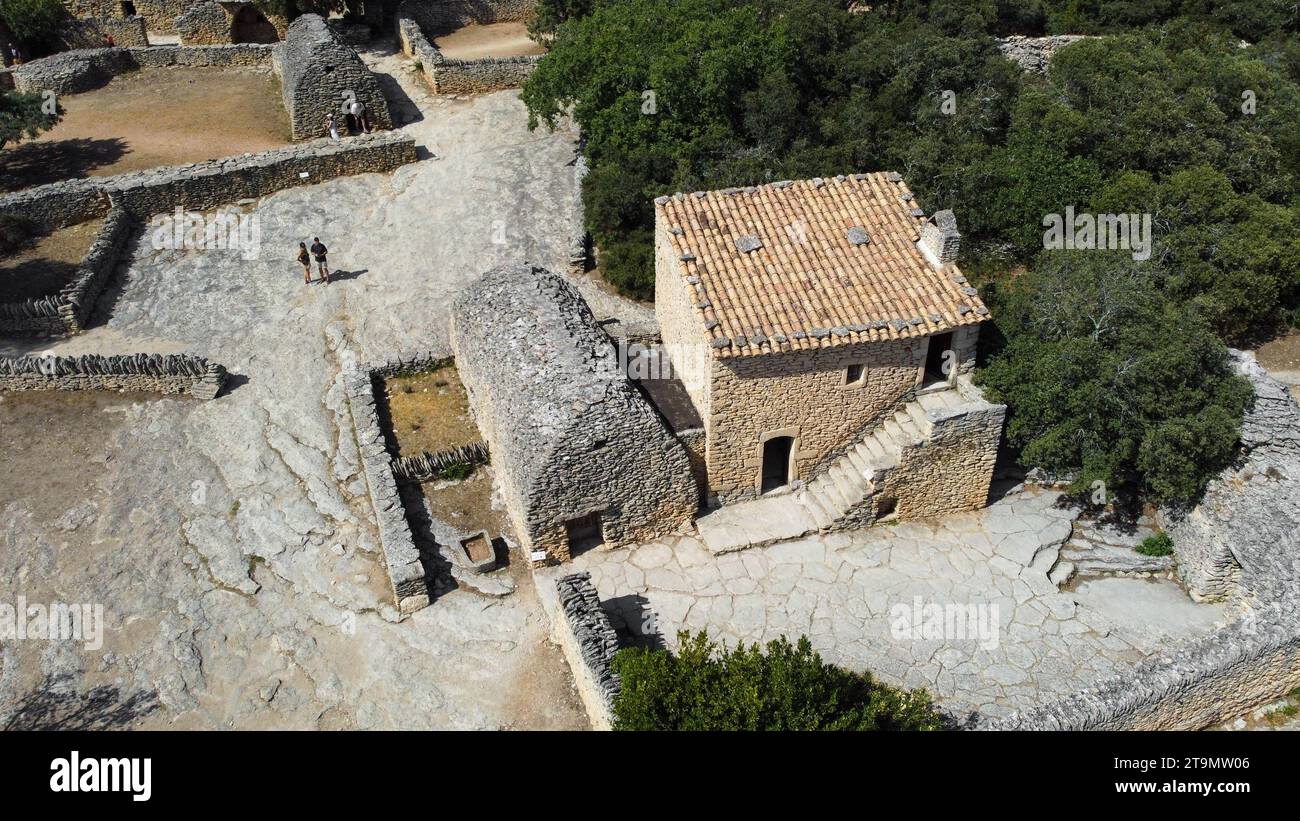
[611,631,945,731]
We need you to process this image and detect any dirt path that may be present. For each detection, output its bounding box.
[1,68,290,192]
[433,22,547,60]
[1255,329,1300,400]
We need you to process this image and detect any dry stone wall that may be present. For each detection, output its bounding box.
[342,352,446,616]
[273,14,391,140]
[877,379,1004,522]
[131,0,192,33]
[554,572,620,729]
[451,263,697,564]
[0,206,133,336]
[175,1,232,44]
[396,10,539,94]
[0,353,227,399]
[9,44,274,95]
[0,131,416,230]
[54,16,150,49]
[1159,352,1300,605]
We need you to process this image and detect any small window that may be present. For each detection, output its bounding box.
[844,363,866,387]
[121,1,136,15]
[565,511,605,556]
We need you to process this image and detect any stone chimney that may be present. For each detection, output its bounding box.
[918,210,960,267]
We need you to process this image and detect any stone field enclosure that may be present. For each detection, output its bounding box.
[0,67,290,192]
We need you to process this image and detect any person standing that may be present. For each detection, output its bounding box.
[296,241,312,284]
[348,99,369,134]
[309,237,330,284]
[325,112,339,140]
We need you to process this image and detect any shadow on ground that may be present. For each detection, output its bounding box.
[2,674,160,730]
[0,137,129,192]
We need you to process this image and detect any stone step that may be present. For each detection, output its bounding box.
[916,391,951,413]
[832,461,868,498]
[844,446,870,475]
[903,401,931,429]
[798,490,837,529]
[814,473,850,509]
[1048,560,1076,587]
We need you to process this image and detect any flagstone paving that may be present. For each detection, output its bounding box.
[542,489,1227,721]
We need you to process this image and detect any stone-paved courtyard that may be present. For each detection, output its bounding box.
[0,50,597,728]
[540,489,1227,720]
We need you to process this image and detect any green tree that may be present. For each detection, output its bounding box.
[0,0,66,53]
[0,88,60,149]
[977,252,1252,503]
[612,631,944,731]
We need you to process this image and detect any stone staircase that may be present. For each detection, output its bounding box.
[697,387,966,554]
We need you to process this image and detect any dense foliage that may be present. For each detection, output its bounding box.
[611,631,945,730]
[0,88,60,149]
[522,0,1299,501]
[0,0,67,53]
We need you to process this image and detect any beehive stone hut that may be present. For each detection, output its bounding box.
[451,263,698,564]
[273,14,390,140]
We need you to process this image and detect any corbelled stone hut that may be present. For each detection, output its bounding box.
[451,263,698,564]
[272,14,390,140]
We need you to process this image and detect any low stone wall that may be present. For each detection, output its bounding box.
[0,131,417,230]
[102,131,416,219]
[126,43,274,68]
[554,572,620,730]
[392,441,489,483]
[0,206,133,336]
[0,353,227,400]
[403,0,536,33]
[10,47,134,94]
[996,34,1092,74]
[9,44,275,95]
[397,10,540,94]
[985,605,1300,730]
[54,16,150,49]
[343,351,453,616]
[433,55,539,94]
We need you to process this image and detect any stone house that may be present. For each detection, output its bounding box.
[273,14,391,139]
[654,173,1004,522]
[451,264,698,564]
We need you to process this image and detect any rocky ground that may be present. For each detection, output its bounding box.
[539,489,1227,721]
[0,55,595,728]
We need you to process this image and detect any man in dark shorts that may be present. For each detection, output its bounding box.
[309,237,329,284]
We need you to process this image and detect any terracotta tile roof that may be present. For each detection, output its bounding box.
[655,173,989,358]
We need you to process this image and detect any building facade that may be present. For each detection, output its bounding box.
[654,173,999,514]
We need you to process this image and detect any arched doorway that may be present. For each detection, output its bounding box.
[231,5,279,44]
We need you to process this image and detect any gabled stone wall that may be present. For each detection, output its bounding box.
[0,353,227,399]
[273,14,391,140]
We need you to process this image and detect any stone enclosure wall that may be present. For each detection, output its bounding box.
[9,44,274,95]
[0,130,416,231]
[0,207,133,336]
[342,352,446,616]
[0,353,227,400]
[273,14,391,140]
[554,572,621,730]
[396,3,541,95]
[0,133,416,335]
[54,16,150,49]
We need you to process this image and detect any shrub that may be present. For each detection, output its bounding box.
[437,461,473,481]
[611,631,944,731]
[1136,532,1175,557]
[597,233,655,302]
